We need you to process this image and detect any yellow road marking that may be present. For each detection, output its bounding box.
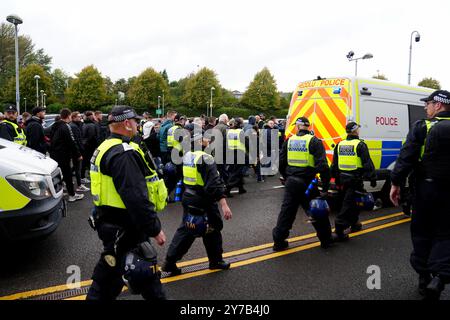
[65,216,411,300]
[0,280,93,301]
[0,212,408,300]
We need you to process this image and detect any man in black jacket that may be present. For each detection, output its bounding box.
[81,111,100,183]
[390,90,450,300]
[50,108,84,202]
[70,112,90,193]
[25,107,48,154]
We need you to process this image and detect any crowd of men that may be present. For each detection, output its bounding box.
[2,89,450,300]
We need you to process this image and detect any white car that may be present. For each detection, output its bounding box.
[0,138,66,241]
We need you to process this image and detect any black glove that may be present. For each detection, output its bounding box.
[370,180,377,188]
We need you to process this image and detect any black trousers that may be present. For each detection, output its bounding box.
[226,164,245,189]
[166,193,224,264]
[410,179,450,283]
[53,156,75,196]
[334,177,364,232]
[272,176,332,244]
[86,222,166,300]
[81,148,95,179]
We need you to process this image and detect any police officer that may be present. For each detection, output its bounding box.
[390,90,450,300]
[86,105,167,300]
[166,113,187,196]
[225,117,247,196]
[0,105,27,145]
[272,117,333,250]
[162,128,233,276]
[330,121,376,241]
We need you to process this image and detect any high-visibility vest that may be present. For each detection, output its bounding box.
[287,134,315,168]
[420,117,450,159]
[183,151,211,186]
[167,125,182,151]
[90,138,167,212]
[2,120,26,146]
[226,129,246,152]
[337,139,363,171]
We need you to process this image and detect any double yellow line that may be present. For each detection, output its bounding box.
[0,212,410,301]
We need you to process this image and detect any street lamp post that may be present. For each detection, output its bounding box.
[43,93,46,108]
[162,90,165,117]
[346,51,373,76]
[158,96,161,116]
[210,87,215,117]
[24,98,27,112]
[34,75,40,107]
[40,90,44,108]
[408,31,421,85]
[6,14,23,114]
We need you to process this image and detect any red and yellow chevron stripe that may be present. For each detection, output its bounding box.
[286,78,352,163]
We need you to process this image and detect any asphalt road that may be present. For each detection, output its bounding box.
[1,174,447,300]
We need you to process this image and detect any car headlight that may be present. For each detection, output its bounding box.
[6,173,52,200]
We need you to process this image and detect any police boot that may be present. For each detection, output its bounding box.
[273,240,289,252]
[162,261,181,276]
[332,225,349,242]
[238,186,247,194]
[209,260,231,270]
[320,236,335,249]
[423,275,444,300]
[350,222,363,233]
[418,273,431,296]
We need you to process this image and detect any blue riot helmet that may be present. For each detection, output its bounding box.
[355,192,375,211]
[122,242,159,294]
[183,211,209,237]
[163,161,177,177]
[308,198,330,220]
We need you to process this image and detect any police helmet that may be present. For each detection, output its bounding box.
[308,198,330,219]
[183,213,209,237]
[163,162,177,177]
[122,250,159,294]
[355,192,375,211]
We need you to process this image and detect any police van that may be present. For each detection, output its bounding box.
[0,138,66,241]
[285,77,433,203]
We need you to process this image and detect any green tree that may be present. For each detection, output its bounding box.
[169,74,194,109]
[240,67,280,112]
[0,23,52,93]
[2,64,52,110]
[66,65,107,111]
[160,69,169,84]
[279,92,291,111]
[51,68,70,103]
[418,77,441,90]
[182,68,222,111]
[127,68,169,113]
[372,73,388,80]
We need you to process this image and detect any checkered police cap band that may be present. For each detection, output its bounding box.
[111,110,136,122]
[434,94,450,105]
[295,118,310,126]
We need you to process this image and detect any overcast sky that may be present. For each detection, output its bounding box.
[2,0,449,92]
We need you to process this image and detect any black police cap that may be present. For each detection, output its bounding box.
[346,121,361,133]
[4,105,16,113]
[109,105,142,123]
[420,90,450,105]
